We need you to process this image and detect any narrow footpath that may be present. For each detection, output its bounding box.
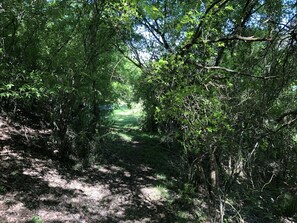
[0,107,177,223]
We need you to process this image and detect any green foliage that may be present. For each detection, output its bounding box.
[0,0,128,163]
[1,0,297,221]
[30,216,43,223]
[277,192,297,217]
[112,0,297,221]
[0,185,6,194]
[111,58,142,105]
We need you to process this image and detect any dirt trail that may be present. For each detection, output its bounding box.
[0,115,176,223]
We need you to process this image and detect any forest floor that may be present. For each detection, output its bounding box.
[1,107,295,223]
[0,106,185,223]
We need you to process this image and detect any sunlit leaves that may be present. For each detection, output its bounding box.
[143,4,163,20]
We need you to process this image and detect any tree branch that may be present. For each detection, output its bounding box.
[210,35,273,43]
[114,44,143,69]
[196,64,277,79]
[276,109,297,122]
[154,19,172,52]
[274,118,297,133]
[180,0,230,55]
[140,17,172,53]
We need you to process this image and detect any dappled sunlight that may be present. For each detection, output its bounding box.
[0,144,174,222]
[113,104,143,116]
[0,103,179,222]
[117,132,133,142]
[36,209,82,223]
[140,186,168,202]
[0,116,177,223]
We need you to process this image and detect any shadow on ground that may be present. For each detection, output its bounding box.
[0,112,180,222]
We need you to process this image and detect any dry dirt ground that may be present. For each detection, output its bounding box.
[0,115,176,223]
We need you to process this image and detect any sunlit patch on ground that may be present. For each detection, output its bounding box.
[140,186,168,202]
[117,132,133,142]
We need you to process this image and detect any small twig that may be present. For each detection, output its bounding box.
[110,57,123,81]
[23,126,29,141]
[261,173,275,192]
[246,142,258,164]
[219,195,225,223]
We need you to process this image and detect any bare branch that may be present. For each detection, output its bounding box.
[139,17,173,53]
[195,64,277,79]
[154,19,172,52]
[114,44,143,69]
[140,18,164,47]
[210,35,273,43]
[261,173,275,192]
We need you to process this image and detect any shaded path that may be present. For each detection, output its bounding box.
[0,109,178,222]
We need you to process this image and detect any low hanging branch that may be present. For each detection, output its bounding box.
[209,35,273,43]
[195,63,277,80]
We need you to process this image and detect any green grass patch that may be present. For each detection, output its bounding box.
[30,216,43,223]
[111,104,143,129]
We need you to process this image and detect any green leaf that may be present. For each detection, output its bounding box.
[5,84,14,89]
[144,5,163,19]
